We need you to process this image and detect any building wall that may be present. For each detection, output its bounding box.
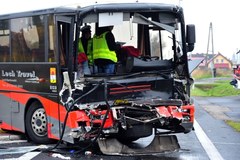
[207,54,232,69]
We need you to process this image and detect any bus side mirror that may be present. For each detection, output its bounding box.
[186,24,195,52]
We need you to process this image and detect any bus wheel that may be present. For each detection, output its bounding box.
[25,102,50,144]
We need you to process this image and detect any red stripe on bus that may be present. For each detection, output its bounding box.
[109,84,151,95]
[109,84,151,91]
[109,88,151,95]
[0,80,71,128]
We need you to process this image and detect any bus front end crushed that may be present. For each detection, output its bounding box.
[60,71,195,155]
[96,101,194,155]
[57,2,196,155]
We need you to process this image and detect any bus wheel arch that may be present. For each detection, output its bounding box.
[25,99,51,144]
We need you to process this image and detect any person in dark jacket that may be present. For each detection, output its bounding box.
[77,25,92,76]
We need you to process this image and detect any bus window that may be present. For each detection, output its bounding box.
[57,20,74,67]
[48,15,56,62]
[159,30,173,60]
[58,23,67,66]
[149,27,175,60]
[149,25,182,61]
[10,16,45,62]
[149,29,161,58]
[0,20,10,62]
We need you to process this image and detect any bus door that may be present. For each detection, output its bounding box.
[56,16,75,139]
[56,16,75,77]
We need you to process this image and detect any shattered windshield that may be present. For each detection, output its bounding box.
[81,11,182,60]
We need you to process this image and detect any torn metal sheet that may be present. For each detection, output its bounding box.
[98,135,180,155]
[188,58,204,74]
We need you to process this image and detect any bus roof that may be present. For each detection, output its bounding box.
[0,2,182,20]
[0,7,77,20]
[79,2,180,13]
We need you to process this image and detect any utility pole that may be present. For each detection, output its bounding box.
[206,22,214,67]
[206,22,215,77]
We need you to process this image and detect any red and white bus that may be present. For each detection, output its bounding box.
[0,2,195,154]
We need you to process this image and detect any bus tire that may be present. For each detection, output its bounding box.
[25,101,50,144]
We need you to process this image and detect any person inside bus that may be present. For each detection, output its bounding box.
[92,25,119,74]
[77,25,92,76]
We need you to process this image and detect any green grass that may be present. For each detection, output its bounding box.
[191,81,240,97]
[194,74,212,80]
[226,120,240,132]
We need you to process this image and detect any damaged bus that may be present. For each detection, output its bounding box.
[0,1,195,155]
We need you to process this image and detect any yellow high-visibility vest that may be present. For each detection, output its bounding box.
[78,39,84,53]
[87,39,93,65]
[93,31,117,63]
[78,39,93,65]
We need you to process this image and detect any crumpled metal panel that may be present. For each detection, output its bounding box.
[98,135,180,155]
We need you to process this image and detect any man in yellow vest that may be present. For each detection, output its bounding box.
[77,25,92,76]
[93,26,118,74]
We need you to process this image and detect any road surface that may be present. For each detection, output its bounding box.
[0,96,239,160]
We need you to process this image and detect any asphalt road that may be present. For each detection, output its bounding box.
[0,96,239,160]
[194,96,240,160]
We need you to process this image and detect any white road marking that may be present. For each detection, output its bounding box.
[4,151,41,160]
[18,151,41,160]
[194,119,224,160]
[0,140,27,144]
[0,146,40,156]
[0,135,22,141]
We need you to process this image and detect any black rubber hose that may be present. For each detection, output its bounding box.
[72,79,111,154]
[41,82,101,152]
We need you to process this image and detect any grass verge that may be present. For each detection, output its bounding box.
[191,80,240,97]
[225,120,240,132]
[191,80,240,132]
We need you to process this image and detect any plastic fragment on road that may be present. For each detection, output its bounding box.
[52,153,71,159]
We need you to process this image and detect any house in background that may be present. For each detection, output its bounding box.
[189,52,232,69]
[208,52,232,69]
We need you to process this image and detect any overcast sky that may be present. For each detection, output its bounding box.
[1,0,239,58]
[182,0,240,59]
